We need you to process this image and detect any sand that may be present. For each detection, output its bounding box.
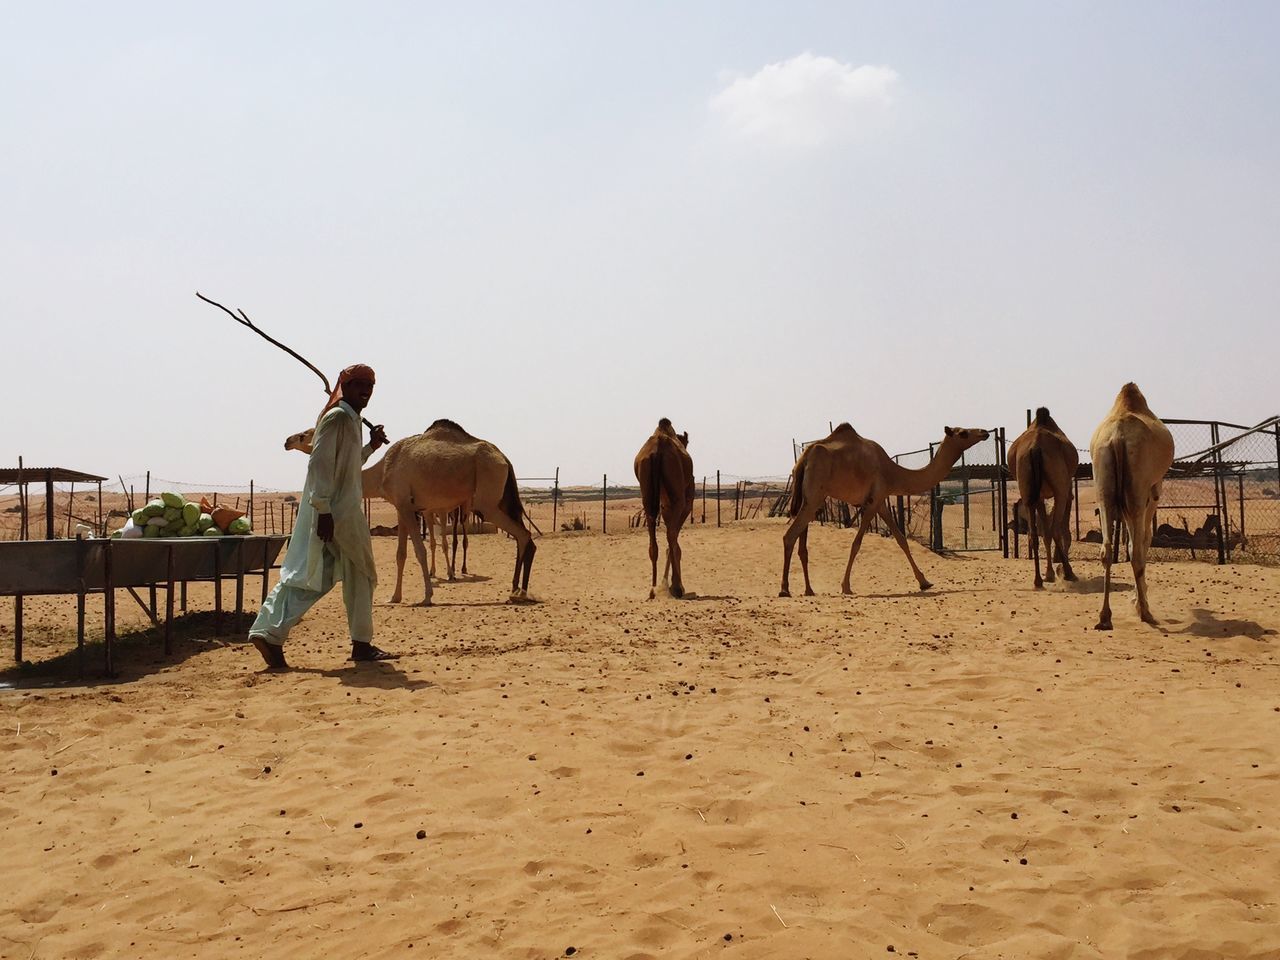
[2,520,1279,959]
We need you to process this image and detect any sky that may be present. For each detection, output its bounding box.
[2,1,1278,491]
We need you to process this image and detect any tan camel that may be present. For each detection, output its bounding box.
[380,419,534,605]
[633,419,696,599]
[284,427,469,580]
[780,424,991,596]
[1089,383,1174,630]
[1008,407,1079,588]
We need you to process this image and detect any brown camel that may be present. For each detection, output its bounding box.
[1008,407,1079,588]
[633,419,695,599]
[380,419,534,605]
[284,427,469,579]
[780,424,991,596]
[1089,383,1174,630]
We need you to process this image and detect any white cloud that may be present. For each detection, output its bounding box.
[710,53,900,147]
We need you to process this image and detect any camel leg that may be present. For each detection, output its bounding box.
[1053,494,1076,581]
[646,513,659,600]
[1035,500,1055,584]
[461,522,469,576]
[780,501,821,597]
[1095,511,1117,630]
[488,507,535,601]
[873,500,933,592]
[391,514,409,604]
[425,514,437,580]
[798,527,815,596]
[1133,502,1158,625]
[838,512,874,595]
[1028,500,1043,589]
[665,508,686,599]
[410,510,434,606]
[449,510,461,580]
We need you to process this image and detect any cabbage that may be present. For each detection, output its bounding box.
[143,499,166,518]
[143,524,161,538]
[161,492,185,509]
[202,526,222,537]
[131,508,148,525]
[197,513,214,532]
[228,516,252,535]
[182,502,200,526]
[163,506,181,523]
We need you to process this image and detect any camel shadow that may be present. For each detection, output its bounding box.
[677,594,738,603]
[858,587,988,600]
[433,574,493,584]
[1059,575,1132,596]
[1167,608,1276,640]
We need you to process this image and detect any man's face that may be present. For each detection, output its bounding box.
[343,378,375,410]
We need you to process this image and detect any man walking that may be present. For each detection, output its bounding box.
[249,363,395,669]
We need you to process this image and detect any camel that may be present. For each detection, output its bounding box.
[380,419,535,605]
[1007,407,1079,588]
[1089,382,1174,630]
[633,419,696,599]
[780,424,991,596]
[284,426,469,580]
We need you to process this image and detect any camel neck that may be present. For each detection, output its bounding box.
[882,437,966,495]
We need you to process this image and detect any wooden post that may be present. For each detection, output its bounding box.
[1238,473,1246,545]
[553,467,560,532]
[602,475,607,533]
[249,480,254,530]
[96,481,103,536]
[45,469,54,540]
[1211,423,1227,564]
[65,481,75,538]
[716,471,721,527]
[164,545,175,656]
[998,428,1010,559]
[701,477,707,524]
[145,470,150,503]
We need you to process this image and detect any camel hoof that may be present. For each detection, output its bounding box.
[389,594,402,604]
[1063,570,1078,582]
[779,589,791,598]
[670,585,684,600]
[648,589,656,600]
[919,580,933,592]
[840,586,852,596]
[1034,582,1044,590]
[1141,613,1158,626]
[1094,620,1112,631]
[415,598,433,608]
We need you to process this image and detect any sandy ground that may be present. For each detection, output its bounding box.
[2,521,1279,960]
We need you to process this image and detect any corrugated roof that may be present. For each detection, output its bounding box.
[0,467,109,484]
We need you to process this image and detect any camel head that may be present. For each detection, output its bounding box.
[284,428,316,455]
[942,426,990,453]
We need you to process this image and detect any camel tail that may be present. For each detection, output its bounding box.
[1027,445,1045,504]
[789,455,808,517]
[500,462,525,529]
[643,452,662,520]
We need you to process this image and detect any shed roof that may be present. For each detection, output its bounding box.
[0,467,109,484]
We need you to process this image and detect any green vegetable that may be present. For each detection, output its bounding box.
[143,524,160,539]
[163,506,181,523]
[202,526,222,537]
[228,516,252,535]
[197,513,214,532]
[131,508,148,525]
[143,499,166,518]
[182,502,199,526]
[160,492,185,509]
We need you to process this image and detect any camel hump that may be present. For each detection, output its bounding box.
[1115,382,1152,414]
[831,422,858,437]
[426,418,474,437]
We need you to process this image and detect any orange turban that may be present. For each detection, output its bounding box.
[318,363,376,420]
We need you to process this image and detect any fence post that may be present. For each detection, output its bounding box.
[1211,423,1227,564]
[716,471,721,527]
[249,480,255,530]
[602,474,607,534]
[998,428,1010,559]
[701,476,706,524]
[553,467,560,532]
[145,470,150,503]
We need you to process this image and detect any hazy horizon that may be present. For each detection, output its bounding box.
[3,2,1278,492]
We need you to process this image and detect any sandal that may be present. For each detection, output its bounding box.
[350,642,399,662]
[250,635,289,671]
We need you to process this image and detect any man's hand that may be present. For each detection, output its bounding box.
[317,512,334,542]
[369,424,388,450]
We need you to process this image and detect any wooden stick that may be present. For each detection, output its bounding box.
[195,292,376,430]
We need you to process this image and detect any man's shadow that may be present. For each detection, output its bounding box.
[1166,607,1276,640]
[266,662,435,691]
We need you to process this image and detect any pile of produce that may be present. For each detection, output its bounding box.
[114,492,252,539]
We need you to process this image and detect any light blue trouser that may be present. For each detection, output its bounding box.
[250,546,374,646]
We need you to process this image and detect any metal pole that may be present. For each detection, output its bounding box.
[96,480,103,536]
[1238,473,1246,546]
[702,477,707,523]
[145,470,150,503]
[999,428,1010,559]
[716,471,721,527]
[552,467,559,532]
[1211,423,1226,564]
[602,474,607,534]
[249,480,254,530]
